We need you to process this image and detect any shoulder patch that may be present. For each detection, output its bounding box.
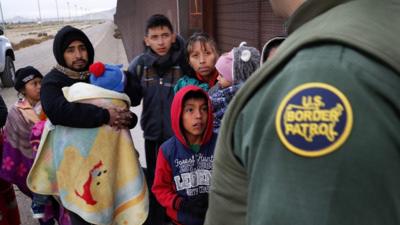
[275,82,353,157]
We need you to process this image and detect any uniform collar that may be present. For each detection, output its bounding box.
[287,0,352,34]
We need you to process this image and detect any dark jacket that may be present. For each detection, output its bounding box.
[126,35,190,141]
[41,69,109,127]
[208,83,240,133]
[152,86,216,225]
[0,95,7,126]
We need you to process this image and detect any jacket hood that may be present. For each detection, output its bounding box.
[53,25,94,70]
[286,0,351,34]
[171,85,214,148]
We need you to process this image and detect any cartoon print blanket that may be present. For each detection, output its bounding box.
[27,83,148,225]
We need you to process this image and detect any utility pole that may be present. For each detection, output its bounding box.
[37,0,43,29]
[67,1,71,21]
[0,0,5,32]
[55,0,60,24]
[87,8,91,21]
[74,4,78,21]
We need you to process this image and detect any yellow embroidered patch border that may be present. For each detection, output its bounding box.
[275,82,353,157]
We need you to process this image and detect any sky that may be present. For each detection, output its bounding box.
[0,0,117,21]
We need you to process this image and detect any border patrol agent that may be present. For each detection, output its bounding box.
[205,0,400,224]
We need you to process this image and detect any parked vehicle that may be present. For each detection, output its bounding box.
[0,26,15,87]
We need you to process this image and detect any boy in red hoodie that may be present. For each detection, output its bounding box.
[152,85,217,225]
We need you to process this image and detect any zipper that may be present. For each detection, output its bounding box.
[160,75,164,140]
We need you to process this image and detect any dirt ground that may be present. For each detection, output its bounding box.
[4,21,103,46]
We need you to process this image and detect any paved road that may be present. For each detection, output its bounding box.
[0,20,145,225]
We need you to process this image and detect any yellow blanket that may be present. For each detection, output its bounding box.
[27,83,148,225]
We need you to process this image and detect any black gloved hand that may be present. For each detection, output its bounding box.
[128,111,138,129]
[179,195,208,217]
[195,194,209,209]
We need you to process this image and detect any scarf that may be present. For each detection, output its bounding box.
[54,64,90,80]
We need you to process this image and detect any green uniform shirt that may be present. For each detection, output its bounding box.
[205,0,400,225]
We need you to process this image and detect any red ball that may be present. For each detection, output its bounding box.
[89,62,105,77]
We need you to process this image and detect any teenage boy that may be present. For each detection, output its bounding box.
[152,85,217,225]
[127,14,190,224]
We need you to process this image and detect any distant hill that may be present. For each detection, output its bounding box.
[8,16,35,23]
[84,8,115,21]
[7,8,116,24]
